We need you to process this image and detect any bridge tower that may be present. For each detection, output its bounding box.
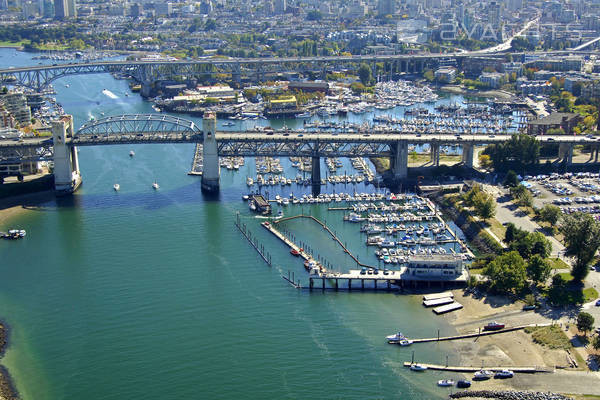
[311,156,321,196]
[558,143,573,165]
[52,115,81,194]
[391,141,408,180]
[430,143,440,167]
[461,143,474,168]
[201,112,220,193]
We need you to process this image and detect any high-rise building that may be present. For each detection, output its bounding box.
[66,0,75,17]
[0,0,8,10]
[154,2,172,16]
[274,0,286,14]
[130,2,143,17]
[378,0,394,15]
[54,0,66,18]
[43,0,54,17]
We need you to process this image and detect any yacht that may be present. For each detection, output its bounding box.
[385,332,406,342]
[410,364,427,372]
[113,183,120,191]
[437,379,454,387]
[494,370,514,379]
[398,339,413,346]
[473,370,494,380]
[152,181,159,190]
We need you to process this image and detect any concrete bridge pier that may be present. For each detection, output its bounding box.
[430,143,440,166]
[596,146,599,163]
[391,141,408,180]
[52,115,81,194]
[558,143,573,165]
[311,156,321,196]
[201,112,220,193]
[141,82,152,98]
[461,143,474,168]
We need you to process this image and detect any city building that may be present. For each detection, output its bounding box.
[274,0,286,14]
[479,72,505,88]
[0,93,31,126]
[434,67,456,83]
[405,255,464,278]
[155,2,172,16]
[527,112,582,135]
[378,0,394,16]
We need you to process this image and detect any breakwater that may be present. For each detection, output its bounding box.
[450,390,572,400]
[0,322,18,400]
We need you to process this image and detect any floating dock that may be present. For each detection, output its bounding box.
[433,302,463,314]
[423,297,454,307]
[188,143,203,176]
[423,292,454,301]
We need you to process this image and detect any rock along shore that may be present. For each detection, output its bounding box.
[0,322,20,400]
[450,390,573,400]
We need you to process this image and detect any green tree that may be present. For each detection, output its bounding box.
[576,312,595,335]
[504,170,520,187]
[306,10,322,20]
[530,232,552,258]
[592,335,600,351]
[358,63,373,86]
[504,222,517,243]
[527,255,552,284]
[539,204,562,226]
[472,191,496,220]
[560,212,600,281]
[423,69,434,82]
[484,251,528,294]
[524,293,536,306]
[204,19,217,31]
[350,82,367,95]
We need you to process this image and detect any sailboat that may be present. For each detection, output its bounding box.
[152,181,159,190]
[113,183,120,191]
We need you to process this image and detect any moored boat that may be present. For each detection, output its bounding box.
[437,379,454,387]
[494,369,514,379]
[386,332,406,342]
[410,364,427,371]
[113,183,120,191]
[473,370,494,380]
[456,380,471,388]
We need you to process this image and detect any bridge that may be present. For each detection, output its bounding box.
[0,113,595,194]
[0,50,597,94]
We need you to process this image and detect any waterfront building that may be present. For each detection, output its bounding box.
[267,95,297,110]
[479,72,505,89]
[434,67,456,83]
[527,112,582,135]
[406,255,464,278]
[0,93,31,127]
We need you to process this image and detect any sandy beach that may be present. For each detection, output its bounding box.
[434,289,600,396]
[0,191,55,226]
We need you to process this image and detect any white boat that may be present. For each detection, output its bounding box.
[242,195,249,201]
[386,332,406,342]
[398,339,413,346]
[113,183,120,191]
[152,181,159,190]
[437,379,454,387]
[410,364,427,371]
[494,370,514,379]
[473,370,494,380]
[129,150,135,157]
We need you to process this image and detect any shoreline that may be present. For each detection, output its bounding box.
[0,190,55,226]
[0,322,19,400]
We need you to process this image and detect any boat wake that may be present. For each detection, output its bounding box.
[102,89,118,99]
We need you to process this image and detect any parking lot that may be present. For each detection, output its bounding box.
[522,172,600,216]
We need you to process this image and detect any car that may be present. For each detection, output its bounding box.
[416,133,421,137]
[548,137,555,141]
[136,133,144,137]
[523,304,537,311]
[363,134,370,137]
[266,132,274,135]
[595,299,600,306]
[283,133,289,137]
[297,134,304,137]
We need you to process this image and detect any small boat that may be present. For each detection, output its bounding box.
[242,195,249,201]
[437,379,454,387]
[473,370,494,380]
[152,181,159,190]
[483,321,505,331]
[290,249,301,256]
[113,183,120,191]
[456,380,471,388]
[410,364,427,372]
[129,150,135,157]
[494,369,514,379]
[398,339,413,346]
[386,332,406,342]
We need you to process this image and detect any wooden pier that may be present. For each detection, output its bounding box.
[187,143,203,176]
[402,362,552,373]
[404,323,553,344]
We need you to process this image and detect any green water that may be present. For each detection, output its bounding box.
[0,49,462,399]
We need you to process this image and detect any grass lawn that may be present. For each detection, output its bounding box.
[486,218,506,242]
[525,324,571,350]
[0,40,28,47]
[550,258,570,271]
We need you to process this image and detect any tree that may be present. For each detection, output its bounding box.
[539,204,562,226]
[524,293,536,306]
[306,10,322,20]
[484,251,528,294]
[479,154,493,170]
[576,312,595,335]
[504,222,517,243]
[484,135,540,172]
[592,335,600,351]
[204,19,217,31]
[472,191,496,220]
[560,212,600,281]
[423,69,434,82]
[530,232,552,258]
[504,170,520,187]
[463,184,482,207]
[527,255,552,284]
[358,63,373,86]
[350,82,367,95]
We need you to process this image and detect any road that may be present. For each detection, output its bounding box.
[474,18,540,54]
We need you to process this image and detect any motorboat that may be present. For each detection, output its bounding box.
[152,181,159,190]
[410,364,427,372]
[483,321,505,331]
[129,150,135,157]
[113,183,120,191]
[473,370,494,380]
[398,339,413,346]
[242,195,249,201]
[437,379,454,387]
[290,249,301,256]
[5,229,26,239]
[456,380,471,388]
[494,370,514,379]
[385,332,406,342]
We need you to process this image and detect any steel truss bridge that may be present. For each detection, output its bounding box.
[0,50,597,92]
[0,114,594,165]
